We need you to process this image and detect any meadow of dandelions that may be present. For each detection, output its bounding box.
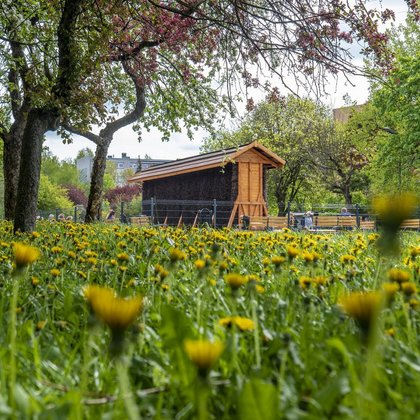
[0,216,419,418]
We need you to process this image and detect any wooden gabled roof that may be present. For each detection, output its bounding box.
[128,141,285,183]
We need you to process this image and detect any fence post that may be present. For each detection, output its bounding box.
[55,208,59,220]
[151,197,155,225]
[356,204,360,228]
[213,199,217,228]
[120,201,124,223]
[74,206,77,222]
[287,202,291,228]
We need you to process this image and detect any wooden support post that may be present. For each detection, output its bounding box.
[177,214,183,228]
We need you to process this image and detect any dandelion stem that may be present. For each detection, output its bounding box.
[196,378,209,420]
[251,294,261,369]
[116,358,140,420]
[9,275,21,416]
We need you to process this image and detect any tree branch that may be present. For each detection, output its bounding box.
[101,63,146,137]
[62,124,101,145]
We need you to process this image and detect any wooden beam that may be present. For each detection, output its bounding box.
[228,203,238,228]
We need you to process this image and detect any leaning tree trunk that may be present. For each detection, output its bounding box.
[85,138,112,222]
[14,109,56,233]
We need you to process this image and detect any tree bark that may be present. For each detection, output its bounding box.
[343,184,352,207]
[13,109,58,233]
[85,138,112,222]
[3,131,22,220]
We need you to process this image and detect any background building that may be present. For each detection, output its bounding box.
[76,153,171,185]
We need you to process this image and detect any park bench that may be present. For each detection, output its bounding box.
[241,215,291,231]
[360,220,376,230]
[399,219,420,231]
[130,215,151,226]
[312,215,357,231]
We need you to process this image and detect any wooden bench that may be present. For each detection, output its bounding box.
[360,220,376,230]
[242,215,291,231]
[400,219,420,231]
[313,215,357,230]
[130,216,151,226]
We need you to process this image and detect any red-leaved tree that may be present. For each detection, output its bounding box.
[105,184,141,205]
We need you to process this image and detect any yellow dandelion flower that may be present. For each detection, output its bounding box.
[301,251,314,263]
[169,248,186,262]
[127,278,136,287]
[383,282,399,300]
[219,261,229,271]
[299,276,312,289]
[255,285,265,294]
[32,232,40,238]
[50,268,60,277]
[340,254,356,264]
[194,259,206,270]
[246,274,260,283]
[271,256,285,267]
[13,243,40,269]
[289,265,298,273]
[410,246,420,258]
[31,276,40,286]
[388,268,410,284]
[385,328,396,337]
[224,273,247,290]
[368,233,379,244]
[84,285,143,332]
[339,291,383,332]
[184,339,224,373]
[117,252,129,262]
[409,299,420,309]
[51,246,62,254]
[67,251,76,259]
[36,320,47,331]
[233,316,255,331]
[373,193,417,230]
[313,276,328,287]
[401,282,417,296]
[287,246,299,259]
[219,316,255,331]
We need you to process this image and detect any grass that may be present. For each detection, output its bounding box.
[0,221,418,418]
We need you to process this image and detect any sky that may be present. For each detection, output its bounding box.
[43,0,409,162]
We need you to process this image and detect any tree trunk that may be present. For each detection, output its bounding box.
[2,103,29,220]
[275,183,288,215]
[3,134,22,220]
[85,138,112,222]
[343,184,352,207]
[14,109,57,233]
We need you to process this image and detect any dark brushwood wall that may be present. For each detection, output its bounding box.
[143,164,235,201]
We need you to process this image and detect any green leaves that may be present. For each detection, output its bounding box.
[237,379,279,420]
